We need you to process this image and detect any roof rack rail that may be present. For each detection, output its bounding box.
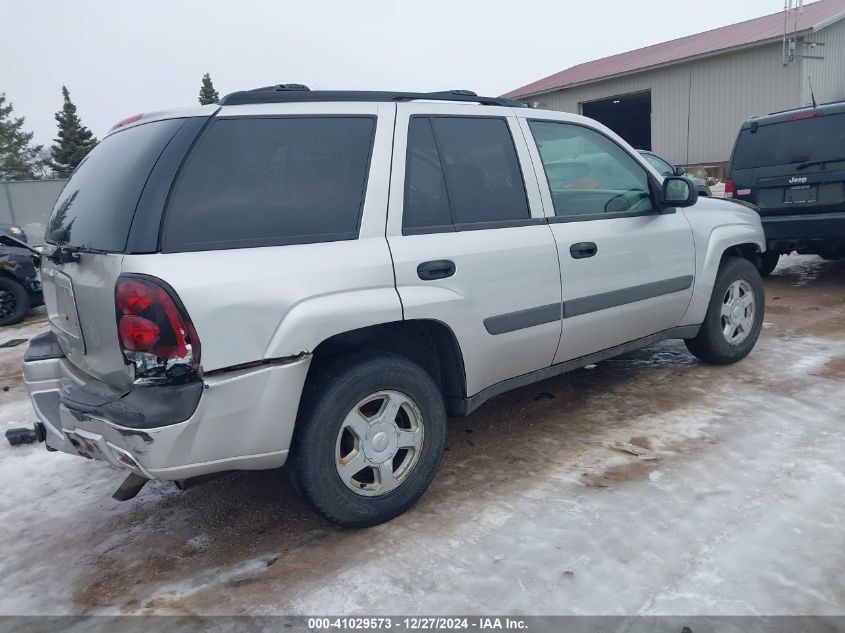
[219,87,526,108]
[244,83,311,93]
[761,98,845,118]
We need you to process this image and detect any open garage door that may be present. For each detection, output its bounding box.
[581,91,651,151]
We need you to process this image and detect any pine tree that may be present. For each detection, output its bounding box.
[198,73,220,105]
[0,93,45,181]
[49,86,98,178]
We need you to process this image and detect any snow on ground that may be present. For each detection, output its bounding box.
[0,255,843,616]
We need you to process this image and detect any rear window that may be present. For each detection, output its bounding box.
[732,112,845,169]
[162,116,376,252]
[402,116,530,231]
[46,119,184,251]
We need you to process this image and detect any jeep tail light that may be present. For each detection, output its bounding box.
[790,111,821,120]
[725,178,735,198]
[115,276,201,385]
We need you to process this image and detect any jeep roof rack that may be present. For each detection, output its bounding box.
[746,98,845,124]
[219,85,526,108]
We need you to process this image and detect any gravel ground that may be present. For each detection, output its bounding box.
[0,254,843,616]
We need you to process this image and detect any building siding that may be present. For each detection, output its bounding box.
[686,42,801,164]
[803,19,845,106]
[527,40,806,165]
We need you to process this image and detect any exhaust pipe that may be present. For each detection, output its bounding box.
[112,472,149,501]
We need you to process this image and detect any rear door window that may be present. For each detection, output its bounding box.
[402,116,530,232]
[732,112,845,169]
[46,119,184,251]
[162,116,376,252]
[404,118,453,230]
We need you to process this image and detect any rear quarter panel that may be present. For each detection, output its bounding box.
[122,240,401,371]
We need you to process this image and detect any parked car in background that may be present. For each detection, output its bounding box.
[0,223,28,243]
[23,86,765,527]
[726,100,845,276]
[638,150,712,197]
[0,234,42,325]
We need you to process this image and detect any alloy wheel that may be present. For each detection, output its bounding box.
[720,279,756,345]
[335,390,425,497]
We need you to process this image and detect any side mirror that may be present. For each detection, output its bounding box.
[661,176,698,208]
[674,166,686,176]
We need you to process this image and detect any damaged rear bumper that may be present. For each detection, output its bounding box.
[22,331,311,481]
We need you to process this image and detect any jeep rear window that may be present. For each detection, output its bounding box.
[46,119,184,251]
[162,116,375,252]
[732,112,845,169]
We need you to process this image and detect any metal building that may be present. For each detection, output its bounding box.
[503,0,845,173]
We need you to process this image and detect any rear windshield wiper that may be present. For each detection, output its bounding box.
[45,243,109,264]
[795,160,826,171]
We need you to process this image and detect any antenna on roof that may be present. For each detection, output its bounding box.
[808,76,817,108]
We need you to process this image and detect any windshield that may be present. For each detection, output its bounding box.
[732,112,845,169]
[46,119,184,251]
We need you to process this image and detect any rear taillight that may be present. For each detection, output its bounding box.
[725,178,735,198]
[115,275,201,385]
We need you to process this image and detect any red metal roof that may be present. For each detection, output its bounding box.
[504,0,845,99]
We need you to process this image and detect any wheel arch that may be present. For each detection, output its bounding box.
[721,241,762,266]
[680,223,765,327]
[307,319,467,415]
[0,267,26,284]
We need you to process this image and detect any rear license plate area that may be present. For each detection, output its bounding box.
[43,268,85,354]
[784,185,817,204]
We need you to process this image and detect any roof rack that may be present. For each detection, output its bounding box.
[746,98,845,124]
[219,85,526,108]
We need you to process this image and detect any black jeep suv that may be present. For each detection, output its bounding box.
[726,100,845,275]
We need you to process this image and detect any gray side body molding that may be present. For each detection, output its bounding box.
[563,275,694,318]
[484,275,694,335]
[484,303,561,335]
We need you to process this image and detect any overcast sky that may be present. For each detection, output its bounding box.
[2,0,791,147]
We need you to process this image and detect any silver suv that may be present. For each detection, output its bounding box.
[23,86,766,527]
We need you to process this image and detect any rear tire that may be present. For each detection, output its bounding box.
[685,256,764,364]
[757,250,779,277]
[0,277,29,326]
[290,353,447,528]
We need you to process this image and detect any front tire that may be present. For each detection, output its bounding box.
[290,353,447,528]
[0,277,29,326]
[685,256,764,364]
